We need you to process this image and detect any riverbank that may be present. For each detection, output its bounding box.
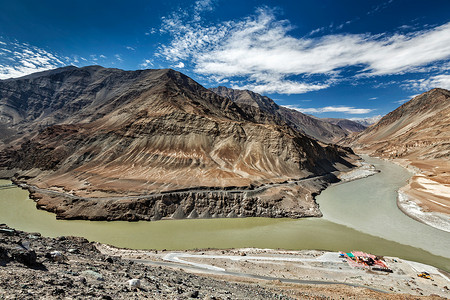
[99,243,450,298]
[7,173,339,221]
[353,153,450,233]
[1,225,448,299]
[396,160,450,233]
[389,158,449,233]
[337,159,379,182]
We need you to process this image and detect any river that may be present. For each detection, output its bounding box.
[0,156,449,271]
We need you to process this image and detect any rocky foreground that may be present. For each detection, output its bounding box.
[1,224,448,299]
[0,224,294,299]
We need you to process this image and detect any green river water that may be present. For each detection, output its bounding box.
[1,156,449,271]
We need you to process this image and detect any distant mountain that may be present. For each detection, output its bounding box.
[320,118,367,134]
[0,66,356,221]
[349,115,382,127]
[210,86,350,143]
[350,88,449,160]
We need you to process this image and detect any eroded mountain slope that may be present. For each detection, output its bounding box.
[210,86,353,143]
[0,66,357,221]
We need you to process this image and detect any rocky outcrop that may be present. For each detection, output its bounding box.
[0,66,357,221]
[16,174,335,221]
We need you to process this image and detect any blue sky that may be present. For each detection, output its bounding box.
[1,0,449,119]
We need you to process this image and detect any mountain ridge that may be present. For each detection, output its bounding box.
[210,86,365,143]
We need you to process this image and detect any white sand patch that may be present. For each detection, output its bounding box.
[338,162,379,182]
[416,175,450,199]
[398,191,450,232]
[403,259,450,282]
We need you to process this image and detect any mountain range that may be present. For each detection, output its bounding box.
[0,66,357,221]
[211,86,365,144]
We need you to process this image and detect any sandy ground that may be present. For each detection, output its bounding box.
[394,159,450,233]
[97,246,450,298]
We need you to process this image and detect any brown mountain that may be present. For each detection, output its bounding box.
[0,66,357,221]
[320,118,367,134]
[350,88,450,160]
[210,86,351,143]
[349,88,450,224]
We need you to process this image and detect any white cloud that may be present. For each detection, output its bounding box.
[158,7,450,94]
[404,74,450,91]
[0,40,66,79]
[114,54,123,62]
[369,97,377,100]
[350,115,382,125]
[283,105,375,115]
[126,46,135,51]
[233,79,329,94]
[173,61,185,68]
[139,59,153,68]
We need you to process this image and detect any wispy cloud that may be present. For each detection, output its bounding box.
[139,59,153,68]
[369,97,377,100]
[126,46,135,51]
[114,54,123,62]
[0,39,66,79]
[394,99,409,104]
[283,104,375,115]
[367,0,394,15]
[403,74,450,91]
[158,6,450,94]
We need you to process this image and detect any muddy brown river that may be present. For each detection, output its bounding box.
[1,156,449,271]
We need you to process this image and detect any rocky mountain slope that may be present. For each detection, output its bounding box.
[349,88,450,228]
[0,66,357,221]
[320,118,367,134]
[350,88,450,160]
[210,86,354,143]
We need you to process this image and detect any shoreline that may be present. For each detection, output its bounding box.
[397,191,450,233]
[356,153,450,233]
[4,224,449,298]
[0,153,378,223]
